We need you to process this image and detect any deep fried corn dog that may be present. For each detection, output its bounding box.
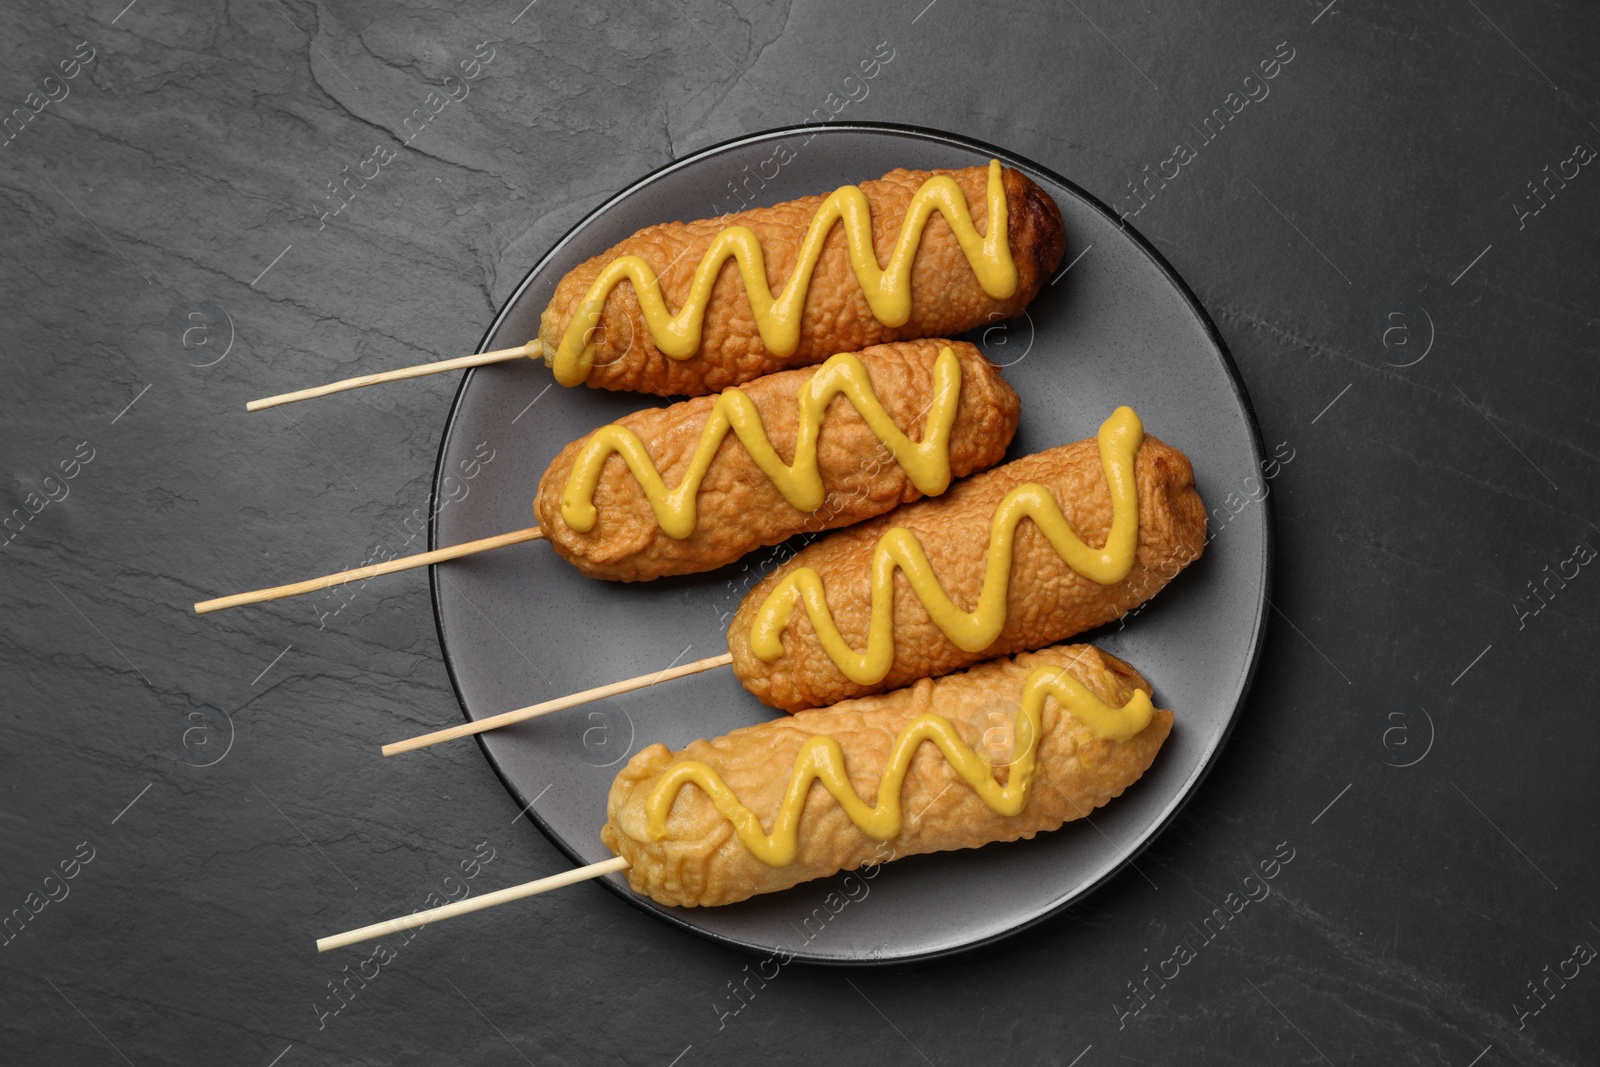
[726,408,1207,710]
[538,161,1064,395]
[196,341,1024,615]
[602,644,1171,908]
[534,339,1019,581]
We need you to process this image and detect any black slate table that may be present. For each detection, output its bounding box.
[3,1,1597,1064]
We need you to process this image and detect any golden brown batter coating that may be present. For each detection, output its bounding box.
[602,644,1172,908]
[533,340,1020,582]
[537,165,1065,395]
[728,435,1207,711]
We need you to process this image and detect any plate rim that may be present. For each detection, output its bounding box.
[427,120,1274,965]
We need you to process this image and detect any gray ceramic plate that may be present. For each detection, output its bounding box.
[429,124,1270,964]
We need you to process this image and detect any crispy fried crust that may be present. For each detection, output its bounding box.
[727,436,1207,711]
[537,166,1065,395]
[533,340,1020,582]
[602,645,1172,908]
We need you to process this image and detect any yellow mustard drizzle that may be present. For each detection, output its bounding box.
[560,346,964,539]
[749,407,1144,685]
[644,662,1156,866]
[550,159,1019,386]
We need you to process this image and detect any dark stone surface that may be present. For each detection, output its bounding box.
[1,0,1595,1064]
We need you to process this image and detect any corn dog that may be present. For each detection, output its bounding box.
[539,161,1064,395]
[727,407,1207,711]
[320,644,1167,946]
[198,341,1023,613]
[535,339,1019,581]
[603,644,1170,908]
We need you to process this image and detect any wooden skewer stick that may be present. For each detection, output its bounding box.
[316,855,630,952]
[193,527,545,615]
[246,341,542,411]
[382,652,734,757]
